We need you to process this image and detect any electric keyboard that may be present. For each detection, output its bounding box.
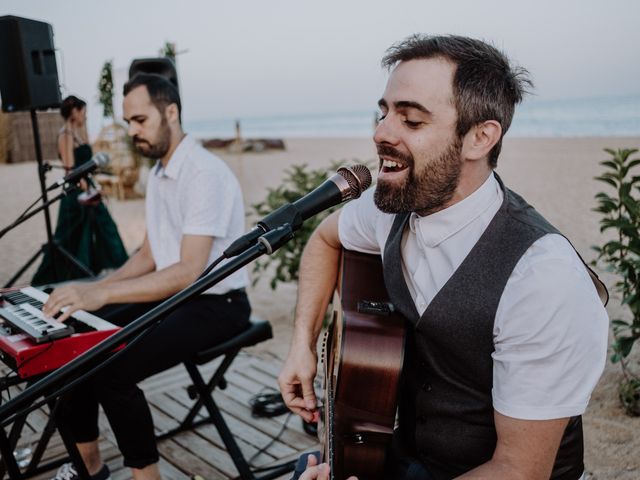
[0,286,120,378]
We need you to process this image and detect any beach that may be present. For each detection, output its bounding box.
[1,136,639,478]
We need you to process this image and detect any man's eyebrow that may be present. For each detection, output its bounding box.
[395,100,432,116]
[126,114,146,122]
[377,98,432,116]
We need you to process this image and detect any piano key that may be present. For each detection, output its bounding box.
[21,286,116,331]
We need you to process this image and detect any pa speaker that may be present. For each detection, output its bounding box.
[0,16,61,112]
[129,57,179,91]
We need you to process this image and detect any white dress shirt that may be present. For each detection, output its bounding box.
[339,174,608,421]
[145,134,248,294]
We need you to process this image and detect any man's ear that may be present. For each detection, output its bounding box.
[165,103,180,125]
[461,120,502,161]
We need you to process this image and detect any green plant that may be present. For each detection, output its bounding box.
[97,60,114,121]
[160,42,177,61]
[593,148,640,415]
[251,161,361,289]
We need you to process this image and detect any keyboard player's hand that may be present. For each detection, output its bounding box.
[43,283,108,322]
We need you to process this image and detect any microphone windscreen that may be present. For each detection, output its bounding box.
[337,164,372,199]
[94,152,110,168]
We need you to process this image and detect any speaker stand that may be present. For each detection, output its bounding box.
[2,109,94,288]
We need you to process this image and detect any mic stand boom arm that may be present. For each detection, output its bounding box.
[0,224,295,426]
[0,185,75,240]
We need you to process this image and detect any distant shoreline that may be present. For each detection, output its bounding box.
[184,95,640,140]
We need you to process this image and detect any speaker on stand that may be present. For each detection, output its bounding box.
[128,57,179,91]
[0,15,93,287]
[0,15,61,112]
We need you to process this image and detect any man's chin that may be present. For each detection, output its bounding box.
[135,146,153,157]
[374,183,407,214]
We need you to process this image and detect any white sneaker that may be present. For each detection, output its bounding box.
[50,463,111,480]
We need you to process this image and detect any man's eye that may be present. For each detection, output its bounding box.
[376,113,387,123]
[404,120,423,128]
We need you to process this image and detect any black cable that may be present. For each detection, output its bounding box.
[197,254,226,280]
[246,387,294,467]
[250,389,290,418]
[0,194,44,238]
[249,412,293,468]
[15,194,45,221]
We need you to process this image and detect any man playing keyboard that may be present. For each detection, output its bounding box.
[42,74,251,480]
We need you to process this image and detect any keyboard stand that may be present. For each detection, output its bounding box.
[0,377,91,480]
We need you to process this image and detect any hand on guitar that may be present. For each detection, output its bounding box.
[43,282,108,322]
[278,343,319,423]
[299,453,358,480]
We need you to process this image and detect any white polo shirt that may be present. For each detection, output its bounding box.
[145,134,248,295]
[339,174,608,421]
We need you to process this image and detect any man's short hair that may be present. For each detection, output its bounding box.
[123,73,182,123]
[382,34,532,167]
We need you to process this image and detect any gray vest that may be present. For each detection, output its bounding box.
[382,175,600,479]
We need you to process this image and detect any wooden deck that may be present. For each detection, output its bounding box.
[1,348,319,479]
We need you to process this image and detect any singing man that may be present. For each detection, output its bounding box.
[280,34,609,480]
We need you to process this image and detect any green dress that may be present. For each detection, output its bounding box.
[32,142,129,285]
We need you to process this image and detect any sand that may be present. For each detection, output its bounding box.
[1,136,639,478]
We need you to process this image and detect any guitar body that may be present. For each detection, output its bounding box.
[322,249,406,480]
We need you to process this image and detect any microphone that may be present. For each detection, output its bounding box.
[224,164,372,257]
[47,152,110,191]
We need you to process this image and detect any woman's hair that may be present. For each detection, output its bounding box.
[60,95,87,120]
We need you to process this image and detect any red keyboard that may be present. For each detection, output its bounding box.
[0,286,120,378]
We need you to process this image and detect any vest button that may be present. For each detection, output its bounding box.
[422,382,432,392]
[418,415,427,423]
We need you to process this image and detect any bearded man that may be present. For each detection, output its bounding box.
[279,35,609,480]
[44,74,251,480]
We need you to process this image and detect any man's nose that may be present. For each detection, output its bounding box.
[127,123,138,138]
[373,115,400,146]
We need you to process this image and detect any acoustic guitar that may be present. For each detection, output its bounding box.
[321,249,406,480]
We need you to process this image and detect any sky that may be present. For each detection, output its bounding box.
[2,0,640,138]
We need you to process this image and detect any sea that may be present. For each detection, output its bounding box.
[184,95,640,140]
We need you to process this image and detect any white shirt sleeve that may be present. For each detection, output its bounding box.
[181,166,237,238]
[338,188,394,255]
[492,233,609,420]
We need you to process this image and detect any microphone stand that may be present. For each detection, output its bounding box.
[0,224,294,426]
[0,183,95,287]
[1,109,94,288]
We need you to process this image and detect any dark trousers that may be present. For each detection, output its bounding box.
[56,290,251,469]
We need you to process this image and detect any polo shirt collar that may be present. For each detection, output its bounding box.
[155,134,195,179]
[409,173,500,248]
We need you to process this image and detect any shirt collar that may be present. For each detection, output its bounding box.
[409,173,501,248]
[154,134,195,179]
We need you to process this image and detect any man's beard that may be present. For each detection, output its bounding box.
[374,137,463,216]
[133,117,171,159]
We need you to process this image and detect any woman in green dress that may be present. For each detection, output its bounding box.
[32,96,128,285]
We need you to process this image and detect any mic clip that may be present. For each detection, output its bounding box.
[40,162,53,175]
[257,224,295,255]
[224,204,303,258]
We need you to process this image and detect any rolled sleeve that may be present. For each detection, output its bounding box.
[492,234,609,420]
[338,188,392,255]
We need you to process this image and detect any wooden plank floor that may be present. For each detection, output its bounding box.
[0,348,319,479]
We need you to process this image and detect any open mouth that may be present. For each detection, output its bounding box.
[380,158,409,173]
